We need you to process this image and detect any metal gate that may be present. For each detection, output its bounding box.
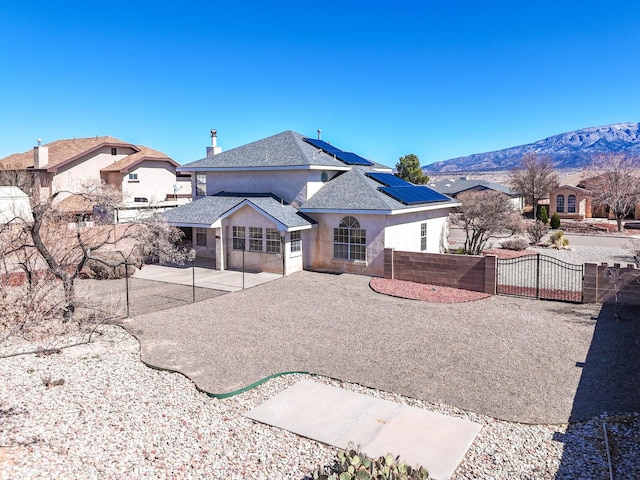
[496,254,584,302]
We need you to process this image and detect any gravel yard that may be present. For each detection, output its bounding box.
[1,325,637,479]
[1,244,638,479]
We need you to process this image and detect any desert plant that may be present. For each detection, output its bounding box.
[550,213,561,229]
[548,230,569,249]
[537,205,549,224]
[312,447,429,480]
[527,220,549,244]
[500,237,529,251]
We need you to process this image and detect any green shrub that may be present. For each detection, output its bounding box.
[537,205,549,224]
[550,212,561,229]
[527,220,549,244]
[500,238,529,251]
[312,447,429,480]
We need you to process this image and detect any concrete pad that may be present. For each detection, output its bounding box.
[133,264,280,292]
[245,380,481,480]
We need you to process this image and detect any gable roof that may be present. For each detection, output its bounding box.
[0,136,136,171]
[301,168,458,213]
[178,130,389,171]
[552,184,592,194]
[100,146,178,173]
[162,193,315,230]
[428,179,518,196]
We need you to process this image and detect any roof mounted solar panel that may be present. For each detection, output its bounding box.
[303,137,374,166]
[366,172,411,187]
[380,186,451,205]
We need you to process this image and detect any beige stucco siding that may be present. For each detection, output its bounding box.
[51,147,136,202]
[204,170,337,205]
[221,205,283,274]
[122,161,177,203]
[383,211,449,253]
[303,210,451,277]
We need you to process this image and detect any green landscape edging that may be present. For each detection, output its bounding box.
[202,371,310,399]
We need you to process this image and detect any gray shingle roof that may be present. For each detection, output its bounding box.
[178,130,391,171]
[301,168,457,212]
[428,179,517,196]
[162,193,314,229]
[179,131,347,170]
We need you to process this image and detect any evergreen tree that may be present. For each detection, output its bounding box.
[395,154,429,185]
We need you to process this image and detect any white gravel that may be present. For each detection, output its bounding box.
[529,245,636,266]
[1,325,638,479]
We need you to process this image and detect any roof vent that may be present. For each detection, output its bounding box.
[206,129,222,157]
[317,129,322,140]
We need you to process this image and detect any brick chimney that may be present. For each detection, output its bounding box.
[206,129,222,157]
[34,139,49,169]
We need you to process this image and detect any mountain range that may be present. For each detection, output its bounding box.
[424,122,640,173]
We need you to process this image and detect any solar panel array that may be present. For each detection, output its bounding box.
[379,186,451,205]
[303,138,373,166]
[365,172,410,187]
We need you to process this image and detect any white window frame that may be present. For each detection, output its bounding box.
[290,231,301,255]
[196,174,207,197]
[556,195,565,213]
[196,228,207,247]
[266,228,280,253]
[128,173,138,181]
[249,227,263,252]
[333,216,366,261]
[420,222,428,251]
[232,226,245,250]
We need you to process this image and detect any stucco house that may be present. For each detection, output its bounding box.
[549,179,640,221]
[164,130,460,277]
[428,178,525,211]
[0,186,32,224]
[0,136,188,220]
[548,185,592,220]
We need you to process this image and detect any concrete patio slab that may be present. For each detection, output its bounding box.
[133,262,281,292]
[245,380,482,480]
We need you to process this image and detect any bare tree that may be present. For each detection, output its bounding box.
[0,183,193,328]
[509,153,559,218]
[0,169,34,196]
[450,190,524,255]
[584,153,640,232]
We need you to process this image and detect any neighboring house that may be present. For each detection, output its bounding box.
[549,179,640,220]
[428,178,525,211]
[0,186,32,224]
[165,130,460,276]
[548,185,592,220]
[0,136,188,221]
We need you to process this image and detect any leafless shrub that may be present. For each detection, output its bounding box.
[500,237,529,251]
[527,220,549,244]
[450,190,524,255]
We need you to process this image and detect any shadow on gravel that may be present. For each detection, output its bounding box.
[554,302,640,479]
[80,277,227,318]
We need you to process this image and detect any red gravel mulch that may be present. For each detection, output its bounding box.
[370,277,492,303]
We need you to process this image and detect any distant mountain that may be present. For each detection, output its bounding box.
[425,122,640,173]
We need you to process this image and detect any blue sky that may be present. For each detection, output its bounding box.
[1,1,639,168]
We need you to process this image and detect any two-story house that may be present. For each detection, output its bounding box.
[164,130,460,277]
[0,136,188,220]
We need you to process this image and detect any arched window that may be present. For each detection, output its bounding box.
[556,195,565,213]
[568,194,576,213]
[334,216,366,261]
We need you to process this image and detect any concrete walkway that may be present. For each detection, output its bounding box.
[122,270,640,424]
[246,380,481,480]
[133,259,281,292]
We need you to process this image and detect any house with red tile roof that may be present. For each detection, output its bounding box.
[0,136,190,220]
